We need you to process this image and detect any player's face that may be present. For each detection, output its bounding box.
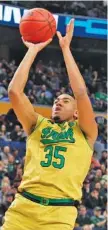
[52,94,78,122]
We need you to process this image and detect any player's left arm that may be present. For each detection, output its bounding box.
[57,19,98,143]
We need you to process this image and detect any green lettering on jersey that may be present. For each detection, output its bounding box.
[41,124,75,145]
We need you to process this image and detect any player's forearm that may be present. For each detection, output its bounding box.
[62,47,87,98]
[8,47,38,94]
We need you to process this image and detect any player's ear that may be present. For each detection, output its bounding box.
[73,110,78,120]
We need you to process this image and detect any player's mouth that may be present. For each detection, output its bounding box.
[54,106,62,112]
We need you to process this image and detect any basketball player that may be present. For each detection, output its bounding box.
[2,19,98,230]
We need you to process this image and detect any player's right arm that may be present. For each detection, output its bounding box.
[8,38,52,135]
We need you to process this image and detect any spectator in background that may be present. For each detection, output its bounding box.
[99,150,107,165]
[7,154,16,182]
[91,151,101,168]
[14,165,23,183]
[36,84,53,105]
[93,181,107,209]
[100,164,106,175]
[101,168,108,185]
[83,68,92,88]
[4,109,18,131]
[90,93,96,109]
[0,146,11,162]
[99,181,107,205]
[12,149,21,162]
[0,162,5,182]
[94,182,101,192]
[0,63,8,80]
[47,72,60,92]
[0,181,11,206]
[0,125,10,141]
[10,125,23,141]
[0,83,7,100]
[75,205,92,229]
[84,189,103,209]
[1,176,10,190]
[82,180,91,201]
[1,159,8,177]
[35,60,44,74]
[2,192,14,212]
[94,169,102,183]
[90,207,107,230]
[90,169,103,190]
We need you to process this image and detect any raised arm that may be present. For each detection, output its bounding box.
[8,38,52,135]
[57,19,98,144]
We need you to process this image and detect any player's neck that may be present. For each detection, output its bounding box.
[51,117,76,124]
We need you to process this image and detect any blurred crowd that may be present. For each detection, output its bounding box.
[0,59,107,112]
[1,1,107,18]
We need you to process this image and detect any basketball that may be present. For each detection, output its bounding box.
[19,8,56,43]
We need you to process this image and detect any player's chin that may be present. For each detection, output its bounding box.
[52,113,64,123]
[52,111,61,119]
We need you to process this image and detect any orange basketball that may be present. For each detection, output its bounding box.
[19,8,56,43]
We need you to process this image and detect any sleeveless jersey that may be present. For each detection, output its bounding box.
[18,115,93,200]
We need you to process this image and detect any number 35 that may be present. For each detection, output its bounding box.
[40,145,67,169]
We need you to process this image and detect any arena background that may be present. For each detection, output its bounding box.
[0,1,107,229]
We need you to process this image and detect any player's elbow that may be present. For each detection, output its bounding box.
[8,87,16,96]
[8,86,21,99]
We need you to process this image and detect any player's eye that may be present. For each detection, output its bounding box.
[54,100,58,104]
[64,100,69,103]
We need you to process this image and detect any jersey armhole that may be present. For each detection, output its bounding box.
[76,120,93,151]
[27,115,45,141]
[81,130,93,151]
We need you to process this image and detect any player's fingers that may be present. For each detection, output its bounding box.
[39,38,52,50]
[56,31,62,40]
[21,37,29,44]
[45,38,52,45]
[69,19,74,34]
[21,36,26,44]
[42,38,52,47]
[22,36,34,46]
[66,24,70,34]
[21,37,29,47]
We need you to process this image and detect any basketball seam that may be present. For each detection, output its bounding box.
[22,25,56,37]
[20,19,47,23]
[48,21,53,36]
[40,26,54,42]
[21,20,55,37]
[20,18,55,24]
[33,10,54,36]
[20,22,51,35]
[36,9,50,20]
[24,26,56,43]
[47,12,56,33]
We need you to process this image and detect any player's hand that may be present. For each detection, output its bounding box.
[57,19,74,50]
[22,37,52,53]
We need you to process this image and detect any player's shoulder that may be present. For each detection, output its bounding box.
[28,114,48,139]
[34,114,53,128]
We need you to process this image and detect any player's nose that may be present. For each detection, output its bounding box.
[56,100,63,107]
